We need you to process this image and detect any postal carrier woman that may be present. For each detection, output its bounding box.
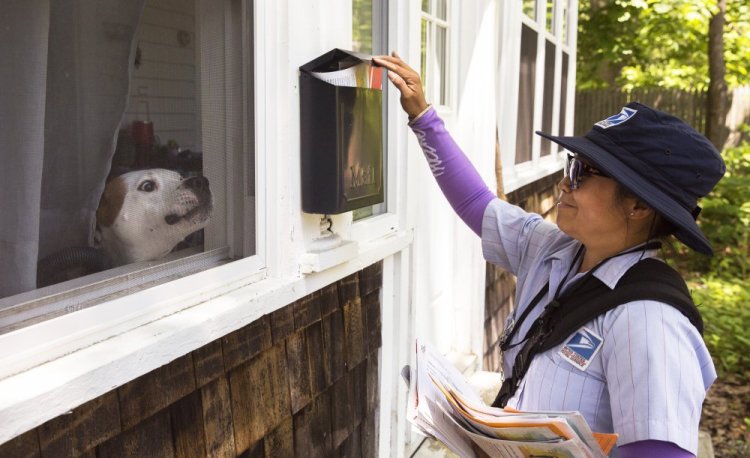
[373,53,725,457]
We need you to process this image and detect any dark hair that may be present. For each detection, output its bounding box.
[614,183,677,239]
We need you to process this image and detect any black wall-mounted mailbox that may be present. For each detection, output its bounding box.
[299,48,384,214]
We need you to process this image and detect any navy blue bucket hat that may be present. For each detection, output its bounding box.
[537,102,725,256]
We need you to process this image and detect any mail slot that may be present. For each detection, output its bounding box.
[299,48,384,214]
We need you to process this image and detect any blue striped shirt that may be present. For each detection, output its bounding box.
[481,198,716,454]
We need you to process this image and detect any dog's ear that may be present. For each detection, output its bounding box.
[96,177,127,227]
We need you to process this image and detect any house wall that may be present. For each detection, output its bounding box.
[123,0,201,151]
[0,262,383,458]
[483,172,561,372]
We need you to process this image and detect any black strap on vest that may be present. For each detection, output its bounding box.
[491,258,702,408]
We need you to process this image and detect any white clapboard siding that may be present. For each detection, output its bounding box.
[127,96,196,115]
[137,41,196,66]
[123,0,199,153]
[139,5,196,33]
[130,78,195,99]
[131,60,196,82]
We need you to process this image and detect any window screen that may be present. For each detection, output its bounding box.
[523,0,536,19]
[352,0,388,221]
[515,24,537,164]
[540,40,556,156]
[559,52,569,137]
[0,0,256,332]
[421,0,450,107]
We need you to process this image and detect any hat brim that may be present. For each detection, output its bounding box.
[536,131,713,255]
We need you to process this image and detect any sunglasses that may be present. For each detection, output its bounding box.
[565,154,609,190]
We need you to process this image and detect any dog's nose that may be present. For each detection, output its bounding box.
[184,175,209,190]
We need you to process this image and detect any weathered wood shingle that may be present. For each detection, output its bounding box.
[8,262,384,458]
[37,390,120,456]
[118,353,196,430]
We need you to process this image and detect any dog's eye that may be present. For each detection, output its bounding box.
[137,180,156,192]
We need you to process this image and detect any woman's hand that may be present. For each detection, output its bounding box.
[372,52,429,119]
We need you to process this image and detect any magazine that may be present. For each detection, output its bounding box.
[406,338,618,458]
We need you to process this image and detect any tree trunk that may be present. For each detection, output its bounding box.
[706,0,728,149]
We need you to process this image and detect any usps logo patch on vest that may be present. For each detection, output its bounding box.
[558,327,603,371]
[595,107,637,129]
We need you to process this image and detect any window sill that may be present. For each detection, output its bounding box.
[0,229,413,444]
[502,152,564,194]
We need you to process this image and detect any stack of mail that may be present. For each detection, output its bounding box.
[406,338,617,458]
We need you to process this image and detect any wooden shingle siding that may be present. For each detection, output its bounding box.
[319,284,340,317]
[0,262,383,457]
[343,297,367,369]
[270,304,295,344]
[359,262,382,297]
[286,329,313,414]
[292,391,333,457]
[37,390,121,456]
[201,377,235,458]
[306,322,329,396]
[0,428,39,458]
[322,309,347,385]
[363,290,382,353]
[192,339,225,389]
[221,316,273,372]
[170,391,206,458]
[98,409,174,457]
[293,292,322,330]
[118,353,197,430]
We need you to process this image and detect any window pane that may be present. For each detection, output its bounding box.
[353,0,374,53]
[422,0,430,13]
[559,52,569,137]
[561,0,569,44]
[436,0,447,20]
[540,40,556,156]
[435,25,448,106]
[546,0,555,31]
[352,0,388,220]
[515,25,537,164]
[420,18,428,88]
[522,0,536,20]
[0,0,255,323]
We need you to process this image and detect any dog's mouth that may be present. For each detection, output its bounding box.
[164,205,211,226]
[164,175,213,226]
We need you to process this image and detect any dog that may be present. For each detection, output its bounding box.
[37,169,213,288]
[94,168,213,266]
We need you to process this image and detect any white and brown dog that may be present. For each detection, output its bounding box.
[95,168,213,266]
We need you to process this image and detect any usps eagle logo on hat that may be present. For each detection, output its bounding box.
[595,107,638,129]
[559,327,603,371]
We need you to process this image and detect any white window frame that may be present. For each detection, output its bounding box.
[349,0,390,226]
[0,0,265,384]
[420,0,457,113]
[0,0,418,445]
[0,0,265,338]
[322,0,406,253]
[497,0,578,194]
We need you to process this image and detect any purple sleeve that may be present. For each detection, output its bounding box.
[408,108,496,236]
[619,440,694,458]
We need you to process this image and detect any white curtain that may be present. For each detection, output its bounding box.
[0,0,145,297]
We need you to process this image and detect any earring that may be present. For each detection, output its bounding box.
[629,212,635,216]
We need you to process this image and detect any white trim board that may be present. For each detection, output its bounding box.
[0,231,412,445]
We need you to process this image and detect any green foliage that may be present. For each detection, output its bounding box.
[577,0,750,90]
[688,141,750,275]
[352,0,374,53]
[690,275,750,375]
[679,140,750,376]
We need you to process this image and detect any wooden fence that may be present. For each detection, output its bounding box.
[574,88,708,135]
